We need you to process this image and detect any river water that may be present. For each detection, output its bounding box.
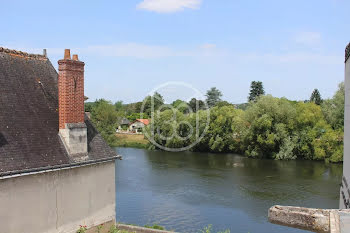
[115,147,343,233]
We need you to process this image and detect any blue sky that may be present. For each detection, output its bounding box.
[1,0,349,104]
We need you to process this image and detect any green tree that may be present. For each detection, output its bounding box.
[145,109,190,150]
[141,92,164,116]
[84,102,95,112]
[188,98,205,112]
[248,81,265,102]
[310,89,322,105]
[90,99,118,145]
[127,112,149,122]
[206,87,223,108]
[243,95,296,159]
[172,99,191,113]
[114,100,124,111]
[322,82,345,130]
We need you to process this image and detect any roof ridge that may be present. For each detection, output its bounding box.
[0,47,47,60]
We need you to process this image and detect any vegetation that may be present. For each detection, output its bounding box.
[310,88,323,105]
[206,87,223,108]
[144,224,165,230]
[86,82,344,162]
[248,81,265,102]
[114,134,150,149]
[200,225,230,233]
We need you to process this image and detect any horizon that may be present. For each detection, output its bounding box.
[1,0,349,104]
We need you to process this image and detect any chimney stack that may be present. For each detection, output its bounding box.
[58,49,88,157]
[64,49,71,59]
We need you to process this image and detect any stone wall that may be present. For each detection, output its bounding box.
[0,161,116,233]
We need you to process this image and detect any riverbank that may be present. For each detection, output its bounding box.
[113,133,150,149]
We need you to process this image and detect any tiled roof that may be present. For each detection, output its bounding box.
[0,48,118,176]
[120,118,130,125]
[135,119,150,125]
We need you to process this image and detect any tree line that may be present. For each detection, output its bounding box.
[86,81,344,162]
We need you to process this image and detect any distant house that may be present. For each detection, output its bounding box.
[129,119,150,133]
[119,118,130,130]
[0,47,121,233]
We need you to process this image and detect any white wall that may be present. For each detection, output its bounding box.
[340,58,350,209]
[0,161,116,233]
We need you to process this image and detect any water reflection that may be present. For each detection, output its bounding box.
[116,148,342,233]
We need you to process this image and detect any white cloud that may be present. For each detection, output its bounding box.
[293,31,322,46]
[137,0,202,13]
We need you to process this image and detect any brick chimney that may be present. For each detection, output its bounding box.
[58,49,88,158]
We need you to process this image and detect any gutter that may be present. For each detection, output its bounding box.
[0,155,122,180]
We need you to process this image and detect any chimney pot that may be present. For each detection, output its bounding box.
[43,49,47,57]
[72,54,79,61]
[64,49,71,59]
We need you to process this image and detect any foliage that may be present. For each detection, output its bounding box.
[243,95,297,159]
[85,102,96,112]
[147,92,343,162]
[200,224,230,233]
[310,88,322,105]
[188,98,206,112]
[97,224,104,233]
[127,113,149,122]
[322,82,345,130]
[76,225,87,233]
[85,81,344,163]
[115,100,124,112]
[108,226,132,233]
[144,224,165,230]
[215,101,234,108]
[206,87,223,108]
[141,92,164,116]
[145,109,191,149]
[172,99,191,113]
[90,99,118,145]
[248,81,265,102]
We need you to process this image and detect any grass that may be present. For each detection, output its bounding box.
[144,224,165,230]
[112,133,150,149]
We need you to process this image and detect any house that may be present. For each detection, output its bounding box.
[119,118,130,130]
[0,47,121,233]
[129,119,150,133]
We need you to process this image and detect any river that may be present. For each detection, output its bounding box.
[115,147,342,233]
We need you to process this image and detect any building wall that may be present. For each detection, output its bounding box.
[129,122,145,130]
[340,56,350,209]
[0,161,116,233]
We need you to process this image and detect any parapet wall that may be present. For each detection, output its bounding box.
[0,161,116,233]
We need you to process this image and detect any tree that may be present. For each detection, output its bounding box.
[171,99,191,113]
[248,81,265,102]
[90,99,118,145]
[243,95,296,159]
[322,82,344,130]
[142,92,164,116]
[188,98,205,112]
[114,100,124,111]
[84,102,95,112]
[310,89,322,105]
[206,87,223,108]
[215,101,233,108]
